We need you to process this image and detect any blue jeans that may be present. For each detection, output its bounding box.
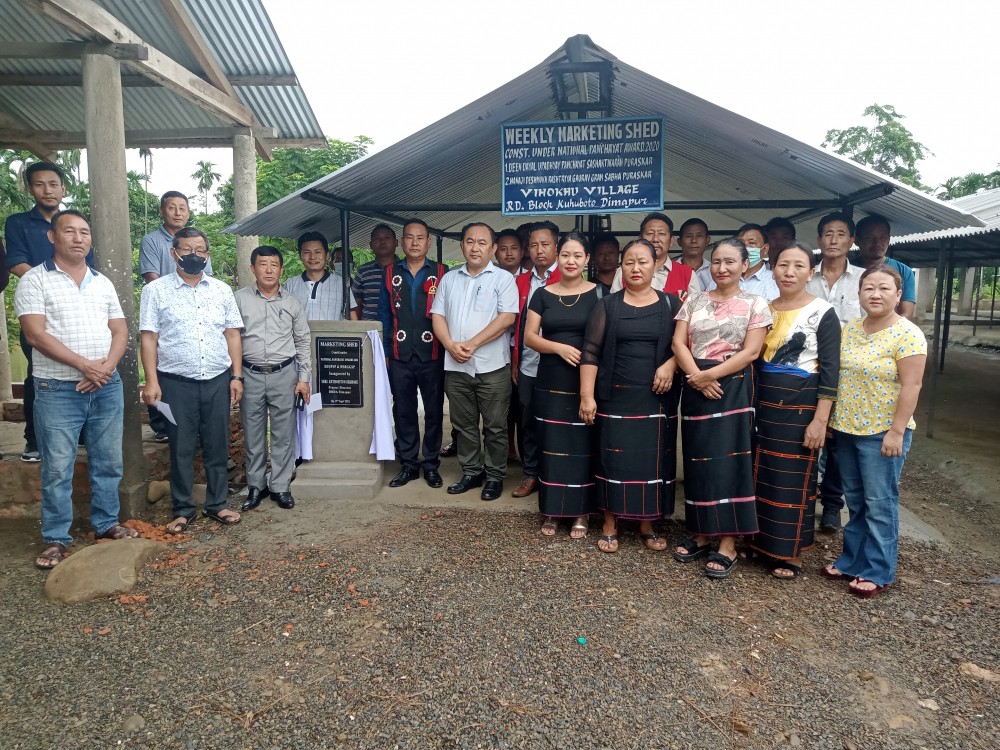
[34,373,124,546]
[832,429,912,586]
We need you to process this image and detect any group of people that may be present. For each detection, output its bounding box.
[5,161,927,598]
[367,211,925,599]
[5,163,323,569]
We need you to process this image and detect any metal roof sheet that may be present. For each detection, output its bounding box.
[0,0,323,147]
[227,35,982,258]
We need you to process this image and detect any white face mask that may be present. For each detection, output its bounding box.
[746,246,761,266]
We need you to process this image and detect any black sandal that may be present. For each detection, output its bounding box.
[203,509,241,525]
[674,536,711,563]
[771,563,803,580]
[166,516,195,535]
[705,551,738,579]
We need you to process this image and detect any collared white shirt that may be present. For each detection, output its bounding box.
[15,260,125,381]
[284,271,356,321]
[699,263,780,301]
[806,261,863,327]
[138,225,214,278]
[430,263,519,375]
[519,262,557,377]
[139,272,243,380]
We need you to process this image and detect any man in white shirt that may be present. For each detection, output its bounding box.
[15,210,137,569]
[431,223,518,501]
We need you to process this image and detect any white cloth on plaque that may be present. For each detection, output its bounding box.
[367,330,395,460]
[295,394,323,460]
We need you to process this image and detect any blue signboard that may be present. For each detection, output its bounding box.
[501,116,664,216]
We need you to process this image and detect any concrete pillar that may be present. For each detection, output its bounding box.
[957,267,977,316]
[915,267,936,323]
[232,132,258,287]
[82,52,148,509]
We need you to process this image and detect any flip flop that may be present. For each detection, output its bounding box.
[674,536,711,563]
[771,563,803,580]
[540,517,558,536]
[597,533,619,554]
[819,564,852,581]
[569,518,588,539]
[849,577,889,599]
[203,509,241,525]
[166,516,195,535]
[705,551,738,579]
[639,533,667,551]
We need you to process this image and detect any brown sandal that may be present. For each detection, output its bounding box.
[96,524,140,540]
[35,543,67,570]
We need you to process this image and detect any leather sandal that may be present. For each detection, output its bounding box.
[35,543,67,570]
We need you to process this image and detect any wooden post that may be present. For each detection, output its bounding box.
[82,50,148,507]
[233,131,258,287]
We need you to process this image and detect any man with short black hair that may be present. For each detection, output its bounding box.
[495,229,525,275]
[763,216,797,258]
[139,191,211,283]
[378,219,448,489]
[851,214,916,320]
[352,224,399,320]
[16,210,137,569]
[592,233,620,295]
[676,217,712,276]
[5,161,94,463]
[141,226,244,534]
[285,231,358,321]
[432,223,519,501]
[236,246,312,512]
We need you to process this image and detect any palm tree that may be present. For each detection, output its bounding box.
[191,160,221,214]
[139,147,153,232]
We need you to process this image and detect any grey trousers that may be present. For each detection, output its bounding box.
[241,365,298,492]
[445,365,511,481]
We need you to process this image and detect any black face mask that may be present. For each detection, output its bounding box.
[176,253,207,275]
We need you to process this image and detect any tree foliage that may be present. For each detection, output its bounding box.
[823,104,931,191]
[191,159,221,214]
[935,166,1000,201]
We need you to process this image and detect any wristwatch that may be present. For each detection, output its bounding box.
[230,375,245,382]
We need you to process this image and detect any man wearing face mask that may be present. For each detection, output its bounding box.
[140,227,245,534]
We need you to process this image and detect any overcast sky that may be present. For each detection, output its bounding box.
[132,0,1000,212]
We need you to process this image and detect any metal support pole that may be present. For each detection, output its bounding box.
[940,246,955,373]
[340,209,351,318]
[972,266,981,337]
[436,235,443,265]
[926,242,947,438]
[990,267,998,330]
[82,50,148,502]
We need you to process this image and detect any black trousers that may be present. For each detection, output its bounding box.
[518,373,539,477]
[159,370,231,518]
[19,330,36,450]
[387,356,444,472]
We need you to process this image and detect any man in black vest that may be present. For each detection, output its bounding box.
[377,219,447,488]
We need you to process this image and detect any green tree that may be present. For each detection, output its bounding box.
[191,159,221,213]
[823,104,931,190]
[935,166,1000,200]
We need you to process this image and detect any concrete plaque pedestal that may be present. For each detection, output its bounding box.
[293,321,384,501]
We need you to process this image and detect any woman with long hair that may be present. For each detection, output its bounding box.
[746,242,840,578]
[580,239,681,553]
[672,238,772,578]
[523,232,601,537]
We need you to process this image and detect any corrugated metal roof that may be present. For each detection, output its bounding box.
[0,0,323,147]
[227,35,982,258]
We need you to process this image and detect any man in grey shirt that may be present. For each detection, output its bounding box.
[235,246,312,512]
[139,191,213,282]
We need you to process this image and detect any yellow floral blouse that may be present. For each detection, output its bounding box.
[830,317,927,435]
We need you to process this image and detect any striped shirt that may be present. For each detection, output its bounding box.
[351,258,398,320]
[14,260,124,380]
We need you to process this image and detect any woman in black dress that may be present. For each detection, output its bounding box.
[523,232,601,537]
[579,239,681,553]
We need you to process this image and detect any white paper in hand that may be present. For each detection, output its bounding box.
[154,401,177,425]
[305,393,323,415]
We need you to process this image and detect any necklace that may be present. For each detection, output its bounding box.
[559,292,582,307]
